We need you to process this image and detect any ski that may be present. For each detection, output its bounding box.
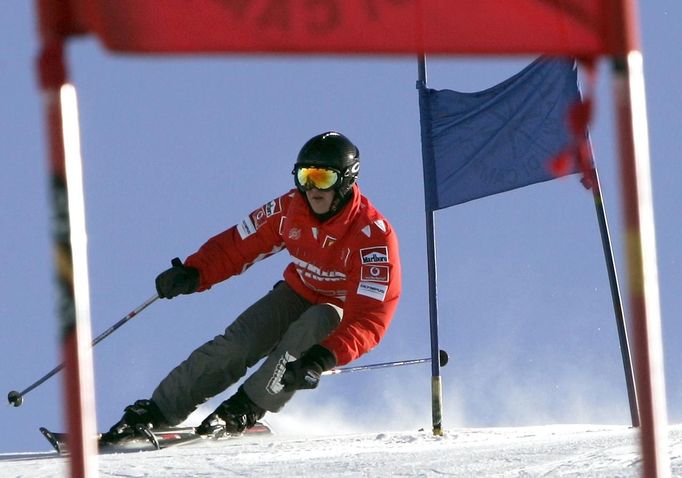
[40,421,272,455]
[40,427,160,454]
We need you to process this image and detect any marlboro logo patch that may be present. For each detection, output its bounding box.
[360,246,389,264]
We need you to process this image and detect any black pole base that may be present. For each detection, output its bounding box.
[8,390,23,407]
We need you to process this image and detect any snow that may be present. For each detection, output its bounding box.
[2,424,681,477]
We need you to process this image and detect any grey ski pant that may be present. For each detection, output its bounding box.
[151,281,342,425]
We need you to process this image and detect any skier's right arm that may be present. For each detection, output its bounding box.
[155,257,200,299]
[182,192,291,291]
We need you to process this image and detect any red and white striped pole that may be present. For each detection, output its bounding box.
[613,2,670,476]
[36,1,98,476]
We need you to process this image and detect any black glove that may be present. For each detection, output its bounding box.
[155,257,199,299]
[281,345,336,392]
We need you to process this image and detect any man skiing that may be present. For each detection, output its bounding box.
[102,131,402,442]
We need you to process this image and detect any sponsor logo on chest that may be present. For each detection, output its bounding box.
[292,256,346,282]
[288,227,302,240]
[360,246,389,264]
[361,264,389,282]
[357,281,388,301]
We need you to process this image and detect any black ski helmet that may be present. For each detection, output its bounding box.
[293,131,360,198]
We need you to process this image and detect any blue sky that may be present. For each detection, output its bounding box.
[2,2,681,454]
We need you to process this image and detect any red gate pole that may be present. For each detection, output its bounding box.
[36,1,98,476]
[613,2,670,476]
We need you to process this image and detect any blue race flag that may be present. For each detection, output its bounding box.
[418,57,586,211]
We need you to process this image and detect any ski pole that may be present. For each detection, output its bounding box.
[323,349,449,376]
[7,294,160,407]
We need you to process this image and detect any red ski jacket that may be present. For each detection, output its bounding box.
[184,184,401,366]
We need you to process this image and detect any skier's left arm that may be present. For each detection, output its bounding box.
[319,234,402,366]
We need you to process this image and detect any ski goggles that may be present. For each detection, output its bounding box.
[293,166,341,191]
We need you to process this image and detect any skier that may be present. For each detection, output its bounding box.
[102,131,402,442]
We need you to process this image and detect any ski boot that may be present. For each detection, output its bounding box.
[196,387,265,438]
[101,399,168,444]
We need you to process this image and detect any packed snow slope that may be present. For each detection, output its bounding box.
[2,424,681,477]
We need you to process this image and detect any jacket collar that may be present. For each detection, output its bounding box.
[298,183,362,240]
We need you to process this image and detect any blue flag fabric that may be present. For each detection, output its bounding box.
[418,57,583,211]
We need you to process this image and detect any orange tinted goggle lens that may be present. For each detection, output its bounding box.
[296,167,339,191]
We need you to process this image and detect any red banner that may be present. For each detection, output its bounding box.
[43,0,635,56]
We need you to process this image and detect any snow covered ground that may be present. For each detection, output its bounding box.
[2,424,681,477]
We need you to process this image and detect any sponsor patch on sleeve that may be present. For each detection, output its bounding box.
[237,215,257,239]
[264,198,282,217]
[242,199,282,237]
[250,207,267,230]
[357,281,388,301]
[360,246,389,264]
[361,264,389,282]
